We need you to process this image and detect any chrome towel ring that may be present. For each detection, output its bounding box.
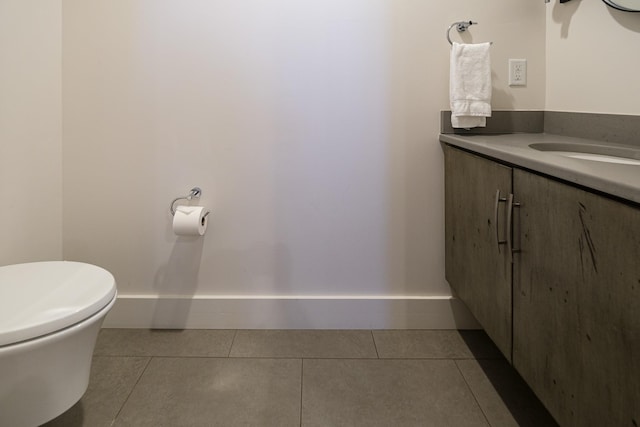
[447,21,492,45]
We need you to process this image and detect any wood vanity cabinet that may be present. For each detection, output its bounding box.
[444,144,640,427]
[513,169,640,427]
[444,145,513,360]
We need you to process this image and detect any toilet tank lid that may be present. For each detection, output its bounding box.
[0,261,117,347]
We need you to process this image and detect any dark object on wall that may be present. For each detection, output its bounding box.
[602,0,640,11]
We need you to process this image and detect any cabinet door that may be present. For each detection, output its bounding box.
[513,169,640,427]
[444,145,513,360]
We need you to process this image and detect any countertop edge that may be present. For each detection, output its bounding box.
[439,133,640,205]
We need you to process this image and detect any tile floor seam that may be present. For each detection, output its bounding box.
[297,357,482,363]
[147,355,306,362]
[96,354,489,360]
[96,355,503,361]
[317,356,484,361]
[370,330,380,358]
[227,355,380,360]
[454,359,493,427]
[110,355,153,427]
[104,355,239,359]
[227,329,238,357]
[299,358,304,427]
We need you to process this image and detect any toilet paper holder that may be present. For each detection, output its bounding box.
[170,187,207,216]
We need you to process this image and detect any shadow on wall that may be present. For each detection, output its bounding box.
[152,232,205,329]
[605,4,640,32]
[551,0,582,38]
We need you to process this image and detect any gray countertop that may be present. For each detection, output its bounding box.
[439,133,640,204]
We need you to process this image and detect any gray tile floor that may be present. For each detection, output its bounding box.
[43,329,558,427]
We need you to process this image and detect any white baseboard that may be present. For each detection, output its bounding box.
[103,295,480,330]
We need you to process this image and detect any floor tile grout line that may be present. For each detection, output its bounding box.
[295,356,494,362]
[222,356,500,361]
[299,359,304,427]
[96,354,503,361]
[110,356,153,426]
[227,329,239,357]
[453,359,493,427]
[370,330,380,359]
[94,356,498,364]
[98,355,502,361]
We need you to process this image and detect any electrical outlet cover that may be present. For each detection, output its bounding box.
[509,59,527,86]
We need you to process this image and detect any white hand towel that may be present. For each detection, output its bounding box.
[450,42,492,129]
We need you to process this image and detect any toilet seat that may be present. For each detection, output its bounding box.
[0,261,116,347]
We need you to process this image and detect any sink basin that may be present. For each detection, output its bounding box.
[529,142,640,165]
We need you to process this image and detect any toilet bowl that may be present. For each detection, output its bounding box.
[0,261,117,427]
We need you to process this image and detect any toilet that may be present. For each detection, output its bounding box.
[0,261,117,427]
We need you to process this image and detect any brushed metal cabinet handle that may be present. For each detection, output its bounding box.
[494,189,507,253]
[507,193,521,264]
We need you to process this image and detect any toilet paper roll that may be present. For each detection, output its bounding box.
[172,206,209,236]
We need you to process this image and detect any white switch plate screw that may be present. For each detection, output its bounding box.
[509,59,527,86]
